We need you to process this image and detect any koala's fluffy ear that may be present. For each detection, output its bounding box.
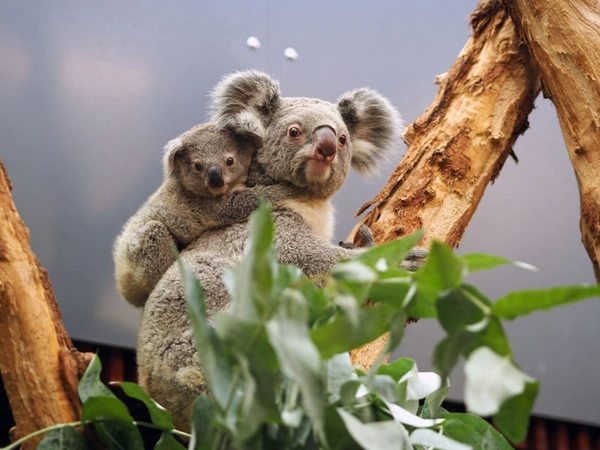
[163,137,184,178]
[337,88,402,175]
[209,70,281,142]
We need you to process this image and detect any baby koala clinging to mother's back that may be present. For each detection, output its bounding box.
[113,122,297,307]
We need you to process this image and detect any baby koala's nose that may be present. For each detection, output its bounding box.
[207,166,224,187]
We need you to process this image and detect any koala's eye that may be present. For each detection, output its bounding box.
[338,134,347,146]
[193,162,203,171]
[226,157,234,166]
[288,126,301,138]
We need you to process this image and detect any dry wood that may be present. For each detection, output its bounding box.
[503,0,600,283]
[0,158,93,448]
[349,0,541,370]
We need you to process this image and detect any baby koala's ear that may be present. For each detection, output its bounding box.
[162,137,185,179]
[209,70,281,144]
[337,88,402,175]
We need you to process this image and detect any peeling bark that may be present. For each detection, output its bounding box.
[351,1,539,249]
[349,0,541,370]
[0,158,93,448]
[503,0,600,282]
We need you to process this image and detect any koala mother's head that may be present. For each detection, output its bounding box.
[210,70,402,199]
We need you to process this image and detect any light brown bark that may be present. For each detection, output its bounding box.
[0,158,92,448]
[503,0,600,283]
[350,1,541,370]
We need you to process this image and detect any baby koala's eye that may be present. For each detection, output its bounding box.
[193,161,203,171]
[226,157,234,166]
[288,126,301,138]
[338,134,347,146]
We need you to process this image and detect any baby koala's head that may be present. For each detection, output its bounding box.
[163,122,260,197]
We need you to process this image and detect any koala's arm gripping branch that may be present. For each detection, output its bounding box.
[0,158,93,449]
[349,0,541,370]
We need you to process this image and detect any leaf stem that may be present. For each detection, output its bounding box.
[1,421,82,450]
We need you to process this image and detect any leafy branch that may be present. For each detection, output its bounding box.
[4,202,599,449]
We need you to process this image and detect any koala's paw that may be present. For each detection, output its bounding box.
[338,225,376,249]
[400,247,428,272]
[357,225,376,248]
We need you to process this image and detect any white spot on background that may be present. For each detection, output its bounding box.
[246,36,261,50]
[284,47,299,61]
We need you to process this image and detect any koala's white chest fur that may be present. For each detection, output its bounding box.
[282,198,334,242]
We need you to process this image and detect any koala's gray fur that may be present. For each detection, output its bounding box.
[136,70,426,431]
[113,122,300,307]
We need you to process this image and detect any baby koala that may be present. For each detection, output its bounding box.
[113,122,298,307]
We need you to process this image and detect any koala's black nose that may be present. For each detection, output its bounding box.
[207,166,224,187]
[314,126,337,163]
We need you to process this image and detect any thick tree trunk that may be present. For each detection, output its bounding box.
[349,0,541,370]
[503,0,600,283]
[0,158,92,448]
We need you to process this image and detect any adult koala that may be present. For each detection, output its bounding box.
[137,71,420,431]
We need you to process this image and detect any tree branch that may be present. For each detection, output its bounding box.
[349,0,540,370]
[503,0,600,282]
[0,158,93,449]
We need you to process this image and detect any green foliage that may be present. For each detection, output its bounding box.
[6,202,599,450]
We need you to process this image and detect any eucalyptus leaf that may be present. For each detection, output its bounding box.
[461,253,512,274]
[78,353,114,403]
[154,431,187,450]
[215,314,278,370]
[337,408,411,450]
[426,376,450,419]
[493,380,539,444]
[368,375,399,403]
[407,241,465,319]
[464,347,534,417]
[409,428,471,450]
[311,304,397,359]
[367,272,412,307]
[81,396,136,426]
[37,426,87,450]
[377,358,415,383]
[179,257,234,410]
[225,202,278,318]
[326,353,355,403]
[115,381,173,430]
[437,287,488,334]
[355,230,424,268]
[189,393,216,449]
[81,396,143,450]
[331,260,378,283]
[440,413,513,450]
[235,352,269,442]
[265,288,326,443]
[384,401,444,428]
[339,379,364,407]
[493,284,600,320]
[407,371,443,401]
[324,405,362,450]
[415,241,464,291]
[433,314,511,380]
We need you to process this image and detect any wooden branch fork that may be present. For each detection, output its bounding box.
[350,0,600,369]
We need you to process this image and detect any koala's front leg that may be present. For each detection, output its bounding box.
[115,220,177,307]
[219,182,306,224]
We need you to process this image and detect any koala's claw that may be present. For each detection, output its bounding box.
[338,224,377,249]
[405,247,428,260]
[357,225,376,248]
[401,246,428,272]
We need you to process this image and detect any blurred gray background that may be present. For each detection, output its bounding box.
[1,0,598,426]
